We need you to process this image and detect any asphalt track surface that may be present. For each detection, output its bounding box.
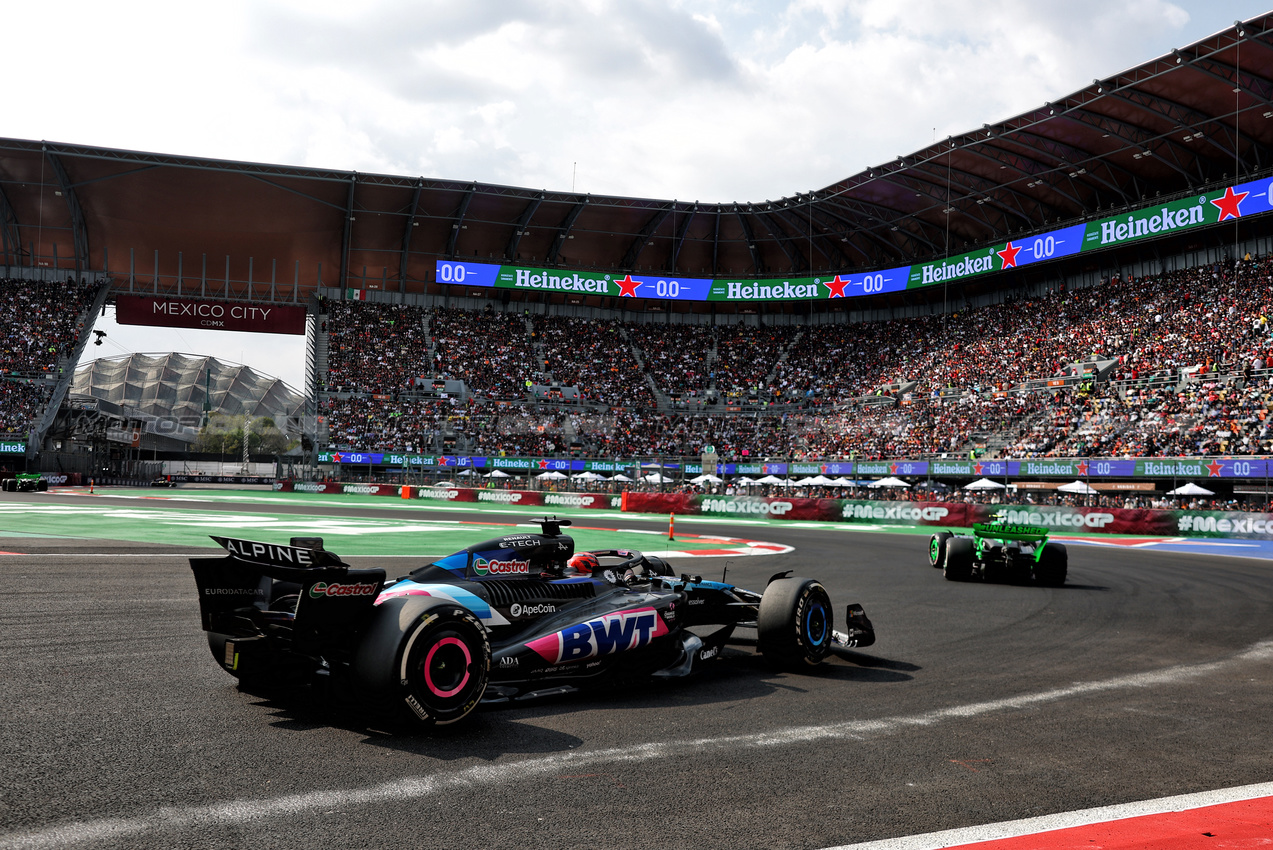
[1,489,1272,850]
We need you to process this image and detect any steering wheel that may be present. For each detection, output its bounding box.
[586,549,647,583]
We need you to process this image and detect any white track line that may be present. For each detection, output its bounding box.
[2,640,1270,849]
[823,781,1273,850]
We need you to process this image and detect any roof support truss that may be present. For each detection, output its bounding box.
[44,148,88,274]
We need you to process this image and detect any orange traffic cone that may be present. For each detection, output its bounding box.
[668,512,676,541]
[89,478,94,494]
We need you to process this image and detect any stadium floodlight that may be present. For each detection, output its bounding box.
[1094,79,1103,93]
[1172,49,1183,64]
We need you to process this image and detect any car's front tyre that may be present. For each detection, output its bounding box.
[757,578,833,669]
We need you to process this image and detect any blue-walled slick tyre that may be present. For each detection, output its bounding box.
[757,578,833,669]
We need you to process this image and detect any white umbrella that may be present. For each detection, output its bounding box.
[805,475,834,486]
[485,469,512,478]
[867,476,911,488]
[1167,482,1214,496]
[642,472,673,483]
[690,473,723,484]
[964,477,1006,490]
[735,476,757,484]
[1057,480,1099,494]
[829,477,855,486]
[611,473,634,482]
[431,481,458,488]
[536,470,568,480]
[457,468,477,477]
[755,474,785,484]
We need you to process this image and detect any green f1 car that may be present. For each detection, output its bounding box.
[1,473,48,492]
[928,514,1067,586]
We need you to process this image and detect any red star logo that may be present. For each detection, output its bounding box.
[538,460,549,470]
[615,275,641,297]
[1210,187,1248,222]
[438,456,450,466]
[1075,461,1088,477]
[820,464,829,474]
[825,275,850,298]
[330,452,343,463]
[890,462,899,475]
[1206,459,1225,477]
[973,462,983,475]
[997,242,1022,269]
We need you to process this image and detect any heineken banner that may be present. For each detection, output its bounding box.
[435,177,1272,304]
[0,440,25,454]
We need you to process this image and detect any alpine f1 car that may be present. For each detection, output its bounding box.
[1,473,47,492]
[190,517,876,729]
[928,514,1067,586]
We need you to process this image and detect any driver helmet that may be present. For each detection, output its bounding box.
[566,552,599,577]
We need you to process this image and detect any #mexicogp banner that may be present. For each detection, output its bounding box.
[434,177,1273,305]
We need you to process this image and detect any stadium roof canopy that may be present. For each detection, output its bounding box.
[71,353,305,426]
[1,16,1271,298]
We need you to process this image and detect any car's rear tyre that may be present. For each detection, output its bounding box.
[1,479,12,492]
[36,478,48,491]
[757,577,833,669]
[929,532,952,568]
[1035,542,1068,587]
[943,537,974,581]
[355,597,490,729]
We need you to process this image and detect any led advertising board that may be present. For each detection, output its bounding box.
[436,177,1271,304]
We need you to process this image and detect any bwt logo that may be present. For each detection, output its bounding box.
[527,608,670,664]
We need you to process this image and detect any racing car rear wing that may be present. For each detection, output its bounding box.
[190,536,385,633]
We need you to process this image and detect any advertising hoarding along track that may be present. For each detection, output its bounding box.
[315,452,1272,481]
[435,177,1271,304]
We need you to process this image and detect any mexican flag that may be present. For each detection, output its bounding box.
[346,288,368,301]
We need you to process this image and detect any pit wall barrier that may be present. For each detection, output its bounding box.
[622,492,1273,540]
[270,483,1273,540]
[273,481,622,510]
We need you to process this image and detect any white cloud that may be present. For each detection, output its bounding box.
[7,0,1269,381]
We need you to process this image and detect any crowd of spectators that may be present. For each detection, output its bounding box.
[533,315,655,408]
[0,378,45,436]
[0,276,98,377]
[322,301,429,394]
[429,307,540,399]
[0,276,100,437]
[630,323,716,401]
[318,252,1273,461]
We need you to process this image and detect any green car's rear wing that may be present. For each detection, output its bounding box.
[971,522,1049,543]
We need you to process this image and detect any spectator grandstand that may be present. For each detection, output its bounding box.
[0,277,104,439]
[317,252,1273,461]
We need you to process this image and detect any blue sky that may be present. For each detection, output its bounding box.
[11,0,1267,389]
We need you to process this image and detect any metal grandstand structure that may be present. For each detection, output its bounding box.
[70,353,306,438]
[1,17,1272,314]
